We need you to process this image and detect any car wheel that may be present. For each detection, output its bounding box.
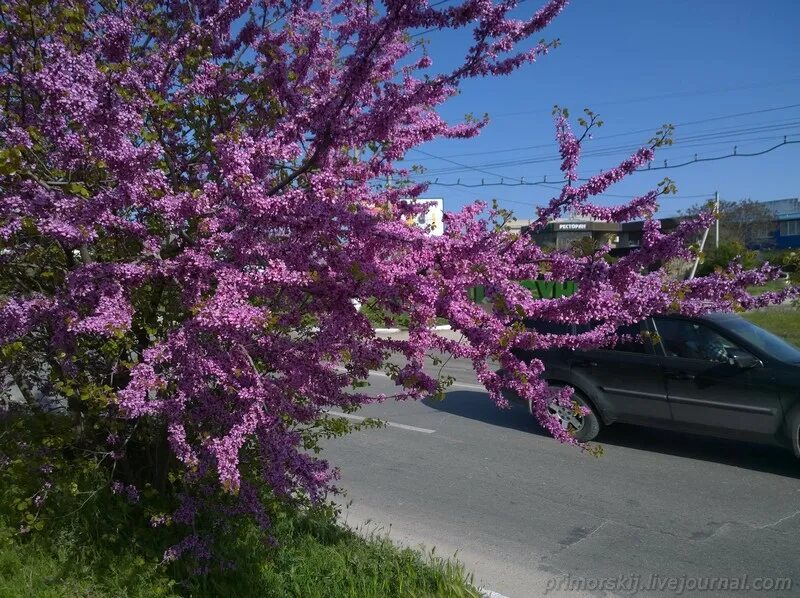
[787,405,800,459]
[547,386,601,442]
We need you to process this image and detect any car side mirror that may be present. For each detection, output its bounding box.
[727,349,762,369]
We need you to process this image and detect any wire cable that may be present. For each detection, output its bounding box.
[417,127,800,176]
[417,139,800,188]
[407,104,800,163]
[492,80,800,118]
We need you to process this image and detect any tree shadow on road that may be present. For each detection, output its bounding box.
[424,390,800,479]
[423,390,547,435]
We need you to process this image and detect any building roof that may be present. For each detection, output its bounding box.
[760,198,799,220]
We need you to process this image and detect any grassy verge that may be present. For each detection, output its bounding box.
[742,307,800,347]
[359,299,449,329]
[0,503,478,598]
[746,279,790,296]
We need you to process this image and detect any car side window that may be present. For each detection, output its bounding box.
[575,321,650,353]
[652,319,739,363]
[613,323,650,354]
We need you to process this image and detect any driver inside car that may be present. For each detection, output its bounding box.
[685,324,730,363]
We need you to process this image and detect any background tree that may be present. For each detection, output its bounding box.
[682,198,777,248]
[0,0,794,565]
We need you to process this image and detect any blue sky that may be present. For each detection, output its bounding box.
[403,0,800,219]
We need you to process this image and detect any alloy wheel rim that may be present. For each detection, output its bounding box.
[547,400,584,432]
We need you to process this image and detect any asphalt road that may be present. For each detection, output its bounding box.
[322,358,800,598]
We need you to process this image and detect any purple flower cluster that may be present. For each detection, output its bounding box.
[111,481,140,504]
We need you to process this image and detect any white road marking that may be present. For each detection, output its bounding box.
[480,590,511,598]
[327,410,436,434]
[334,365,487,394]
[361,368,487,392]
[450,381,487,391]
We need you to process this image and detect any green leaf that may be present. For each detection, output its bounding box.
[67,182,91,198]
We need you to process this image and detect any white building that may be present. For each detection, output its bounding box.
[405,198,444,236]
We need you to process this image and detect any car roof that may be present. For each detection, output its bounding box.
[655,311,742,324]
[521,312,745,332]
[702,311,745,322]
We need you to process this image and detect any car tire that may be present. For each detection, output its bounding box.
[548,384,602,443]
[786,405,800,459]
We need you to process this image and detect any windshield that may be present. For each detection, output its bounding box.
[721,316,800,364]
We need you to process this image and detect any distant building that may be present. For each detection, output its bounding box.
[418,197,800,248]
[520,198,800,253]
[617,218,685,253]
[504,219,534,235]
[762,198,800,249]
[521,215,682,255]
[526,217,620,250]
[404,198,444,236]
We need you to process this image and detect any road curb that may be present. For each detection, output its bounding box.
[373,324,451,334]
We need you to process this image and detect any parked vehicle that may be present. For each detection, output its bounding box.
[501,313,800,455]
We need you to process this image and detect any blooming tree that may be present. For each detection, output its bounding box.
[0,0,794,558]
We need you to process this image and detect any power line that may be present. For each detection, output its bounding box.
[411,0,533,37]
[406,103,800,162]
[421,130,800,177]
[410,28,438,38]
[411,0,450,40]
[615,139,800,172]
[643,134,800,170]
[419,134,799,176]
[490,191,717,209]
[410,147,525,183]
[491,78,800,118]
[417,126,800,177]
[418,139,800,188]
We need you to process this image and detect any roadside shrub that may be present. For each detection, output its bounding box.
[697,241,759,276]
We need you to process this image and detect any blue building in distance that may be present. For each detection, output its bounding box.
[519,198,800,253]
[768,198,800,249]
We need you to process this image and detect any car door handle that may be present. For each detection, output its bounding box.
[666,371,695,380]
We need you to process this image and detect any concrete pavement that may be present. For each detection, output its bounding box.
[322,362,800,598]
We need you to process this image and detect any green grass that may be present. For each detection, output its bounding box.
[0,504,478,598]
[742,307,800,348]
[221,516,480,598]
[0,525,176,598]
[746,279,790,296]
[359,299,449,329]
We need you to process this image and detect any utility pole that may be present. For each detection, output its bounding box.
[689,226,710,280]
[689,192,718,279]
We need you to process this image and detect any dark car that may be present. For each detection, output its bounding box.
[502,313,800,456]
